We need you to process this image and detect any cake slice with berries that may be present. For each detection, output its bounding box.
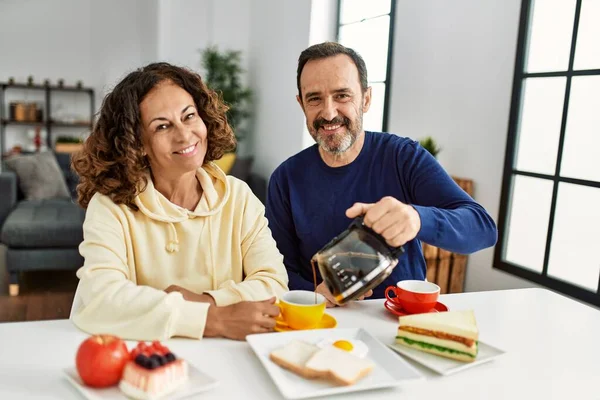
[119,341,188,400]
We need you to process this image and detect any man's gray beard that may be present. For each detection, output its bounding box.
[312,114,363,155]
[316,131,355,154]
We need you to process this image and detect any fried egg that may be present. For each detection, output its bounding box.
[317,338,369,358]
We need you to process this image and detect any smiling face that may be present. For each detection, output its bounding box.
[297,54,371,155]
[139,80,208,178]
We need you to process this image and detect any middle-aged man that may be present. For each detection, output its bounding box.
[265,42,497,307]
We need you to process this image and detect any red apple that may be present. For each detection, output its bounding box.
[75,334,130,388]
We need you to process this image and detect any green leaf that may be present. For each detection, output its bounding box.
[396,337,477,358]
[419,136,441,158]
[200,46,253,143]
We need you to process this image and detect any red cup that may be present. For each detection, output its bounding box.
[385,280,440,314]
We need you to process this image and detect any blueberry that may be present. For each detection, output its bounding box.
[150,354,165,366]
[134,354,149,368]
[148,358,160,369]
[165,352,176,362]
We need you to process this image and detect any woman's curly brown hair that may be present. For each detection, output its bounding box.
[72,62,236,211]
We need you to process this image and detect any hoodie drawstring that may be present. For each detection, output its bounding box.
[207,218,217,289]
[166,222,180,253]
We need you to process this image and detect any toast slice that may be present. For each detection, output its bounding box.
[304,346,374,386]
[269,340,321,379]
[269,340,374,386]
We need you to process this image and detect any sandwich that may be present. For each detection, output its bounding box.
[269,340,374,386]
[395,310,479,362]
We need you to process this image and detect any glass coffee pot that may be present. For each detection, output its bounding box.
[311,216,405,305]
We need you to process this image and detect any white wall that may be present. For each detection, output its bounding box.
[0,0,157,150]
[158,0,251,71]
[389,0,538,292]
[248,0,313,178]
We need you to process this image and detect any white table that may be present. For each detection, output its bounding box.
[0,288,598,399]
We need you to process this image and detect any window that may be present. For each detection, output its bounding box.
[337,0,396,132]
[496,0,600,307]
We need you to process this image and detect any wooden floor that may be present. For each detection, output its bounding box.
[0,268,78,323]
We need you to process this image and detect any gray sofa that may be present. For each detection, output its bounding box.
[0,153,266,296]
[0,152,85,296]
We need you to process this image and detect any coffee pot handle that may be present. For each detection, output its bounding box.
[391,245,406,258]
[350,216,406,258]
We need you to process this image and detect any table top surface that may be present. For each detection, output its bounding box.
[0,288,598,399]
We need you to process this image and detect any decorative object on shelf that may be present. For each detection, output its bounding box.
[58,79,64,88]
[419,136,442,159]
[8,102,43,122]
[25,127,47,152]
[76,80,83,89]
[11,102,25,121]
[33,127,42,152]
[200,46,252,150]
[8,77,15,85]
[0,81,94,162]
[55,135,84,153]
[25,103,37,122]
[27,75,34,86]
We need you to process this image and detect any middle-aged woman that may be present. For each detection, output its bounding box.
[69,62,288,341]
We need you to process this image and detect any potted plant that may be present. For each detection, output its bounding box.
[200,46,252,173]
[419,136,442,159]
[55,136,83,154]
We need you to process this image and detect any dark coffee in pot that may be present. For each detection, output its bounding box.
[311,217,404,305]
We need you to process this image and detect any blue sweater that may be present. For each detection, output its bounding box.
[266,132,497,299]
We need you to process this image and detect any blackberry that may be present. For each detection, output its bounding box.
[148,357,161,369]
[165,352,176,362]
[150,354,166,366]
[134,354,149,368]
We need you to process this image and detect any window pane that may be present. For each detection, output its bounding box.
[525,0,576,73]
[515,77,566,174]
[504,175,554,272]
[574,0,600,70]
[548,183,600,291]
[339,16,390,82]
[339,0,391,25]
[560,76,600,182]
[363,82,384,132]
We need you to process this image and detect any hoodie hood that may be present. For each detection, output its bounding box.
[134,162,229,252]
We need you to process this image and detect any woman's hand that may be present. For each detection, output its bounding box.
[204,297,280,340]
[164,285,216,306]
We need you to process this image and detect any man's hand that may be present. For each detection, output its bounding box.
[346,196,421,247]
[315,282,337,308]
[164,285,216,306]
[316,282,373,307]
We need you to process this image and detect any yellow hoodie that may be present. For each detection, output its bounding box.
[70,163,289,340]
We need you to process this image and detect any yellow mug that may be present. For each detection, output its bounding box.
[278,290,326,330]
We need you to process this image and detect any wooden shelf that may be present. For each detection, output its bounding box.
[1,119,45,126]
[0,83,46,91]
[0,83,94,159]
[50,121,92,128]
[0,83,94,93]
[50,86,94,93]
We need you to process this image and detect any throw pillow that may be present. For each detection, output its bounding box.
[212,152,237,174]
[5,151,71,200]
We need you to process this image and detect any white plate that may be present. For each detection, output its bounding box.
[246,328,424,400]
[388,340,506,376]
[64,363,219,400]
